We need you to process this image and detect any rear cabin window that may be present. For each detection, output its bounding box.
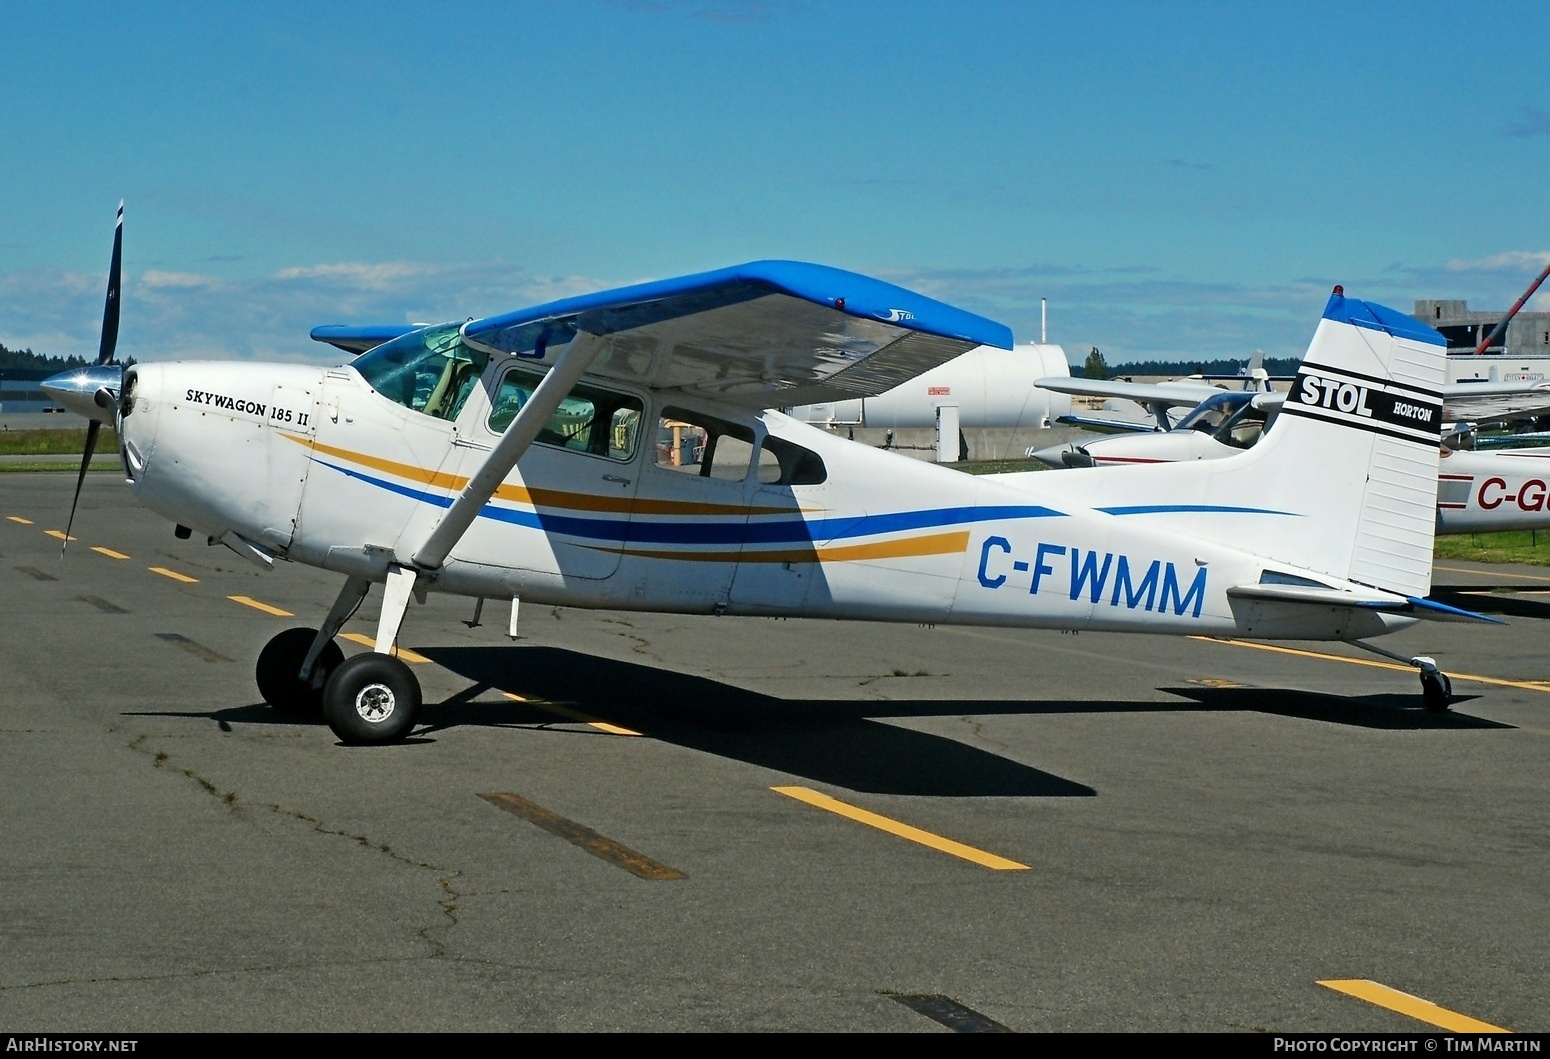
[657,407,755,480]
[758,435,827,486]
[655,407,826,485]
[487,365,643,461]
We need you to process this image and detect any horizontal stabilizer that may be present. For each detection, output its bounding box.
[1402,594,1507,625]
[1226,583,1504,625]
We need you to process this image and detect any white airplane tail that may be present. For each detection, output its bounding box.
[1192,288,1446,596]
[1022,289,1448,599]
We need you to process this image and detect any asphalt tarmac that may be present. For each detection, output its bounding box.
[2,473,1548,1033]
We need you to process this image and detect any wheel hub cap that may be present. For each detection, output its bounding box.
[354,682,396,723]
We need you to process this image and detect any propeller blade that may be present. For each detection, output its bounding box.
[98,201,122,366]
[61,420,101,556]
[59,201,123,557]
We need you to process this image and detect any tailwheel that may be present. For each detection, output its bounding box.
[322,652,421,745]
[1420,667,1453,713]
[256,627,343,717]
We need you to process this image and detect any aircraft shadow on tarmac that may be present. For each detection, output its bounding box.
[126,645,1512,798]
[1428,586,1550,621]
[1159,686,1510,730]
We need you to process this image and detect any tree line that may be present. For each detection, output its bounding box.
[0,342,90,372]
[1078,347,1300,380]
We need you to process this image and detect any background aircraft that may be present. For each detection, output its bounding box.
[46,210,1490,745]
[1028,377,1550,535]
[782,341,1073,432]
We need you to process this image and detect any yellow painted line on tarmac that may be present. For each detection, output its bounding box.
[45,530,75,541]
[501,691,640,735]
[91,546,129,559]
[1190,637,1550,695]
[773,786,1029,871]
[339,632,430,664]
[1436,563,1550,585]
[7,516,33,524]
[228,595,294,617]
[148,566,198,583]
[1318,979,1508,1033]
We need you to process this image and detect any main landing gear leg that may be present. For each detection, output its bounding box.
[255,576,370,717]
[1346,640,1453,712]
[322,564,423,745]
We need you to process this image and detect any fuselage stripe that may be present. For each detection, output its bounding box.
[309,458,1060,550]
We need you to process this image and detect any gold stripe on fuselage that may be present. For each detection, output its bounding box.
[285,433,808,517]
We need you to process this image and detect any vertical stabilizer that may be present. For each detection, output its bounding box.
[1267,292,1445,595]
[1017,290,1448,598]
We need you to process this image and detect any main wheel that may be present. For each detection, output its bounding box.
[322,653,421,745]
[1421,670,1453,713]
[256,627,343,716]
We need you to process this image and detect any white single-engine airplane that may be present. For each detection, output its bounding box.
[47,210,1495,744]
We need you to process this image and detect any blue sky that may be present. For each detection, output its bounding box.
[3,0,1549,368]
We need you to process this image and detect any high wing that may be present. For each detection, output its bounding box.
[1054,413,1163,436]
[1228,383,1550,425]
[313,260,1012,408]
[310,324,422,355]
[1036,371,1550,437]
[1035,376,1229,407]
[1036,376,1234,432]
[1440,379,1550,424]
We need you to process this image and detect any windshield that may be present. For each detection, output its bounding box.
[352,322,490,422]
[1174,391,1253,433]
[1213,400,1268,449]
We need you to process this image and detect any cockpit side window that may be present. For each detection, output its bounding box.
[487,364,644,461]
[352,322,490,422]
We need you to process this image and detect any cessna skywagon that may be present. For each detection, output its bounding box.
[47,213,1493,744]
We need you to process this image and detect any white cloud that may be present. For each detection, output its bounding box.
[0,259,615,365]
[1444,251,1550,273]
[9,251,1545,371]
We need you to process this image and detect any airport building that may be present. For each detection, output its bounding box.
[1413,299,1550,383]
[0,368,68,414]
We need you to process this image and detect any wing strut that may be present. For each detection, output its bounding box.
[359,331,606,658]
[412,330,606,572]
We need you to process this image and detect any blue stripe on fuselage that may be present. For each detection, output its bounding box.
[310,457,1066,547]
[1097,504,1300,517]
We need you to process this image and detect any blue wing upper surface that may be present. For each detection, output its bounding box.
[313,259,1012,407]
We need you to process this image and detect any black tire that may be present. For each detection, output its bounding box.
[322,652,421,745]
[256,627,343,716]
[1421,670,1453,713]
